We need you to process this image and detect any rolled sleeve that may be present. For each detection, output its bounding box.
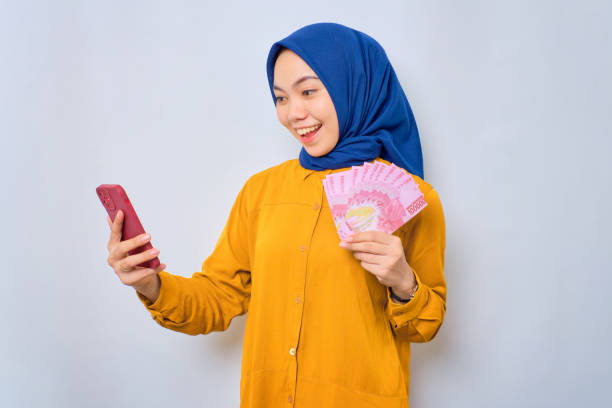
[385,187,447,342]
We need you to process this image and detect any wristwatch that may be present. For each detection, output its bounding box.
[390,284,419,304]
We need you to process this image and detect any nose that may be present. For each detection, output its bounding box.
[287,99,308,123]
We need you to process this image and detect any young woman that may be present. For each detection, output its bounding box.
[105,22,446,408]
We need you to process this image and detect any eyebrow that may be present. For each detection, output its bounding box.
[273,75,320,92]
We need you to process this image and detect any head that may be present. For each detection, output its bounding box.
[266,23,424,178]
[272,48,339,157]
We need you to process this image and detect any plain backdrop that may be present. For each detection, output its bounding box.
[1,1,611,407]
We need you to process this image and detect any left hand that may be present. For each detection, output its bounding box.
[339,230,416,297]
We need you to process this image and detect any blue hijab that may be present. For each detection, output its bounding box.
[266,22,424,179]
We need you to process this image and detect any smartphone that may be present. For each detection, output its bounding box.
[96,184,160,269]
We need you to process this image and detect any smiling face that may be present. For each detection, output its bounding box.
[273,48,339,157]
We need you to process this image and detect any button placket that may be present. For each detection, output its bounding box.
[285,179,324,405]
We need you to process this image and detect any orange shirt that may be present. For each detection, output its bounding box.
[137,157,447,407]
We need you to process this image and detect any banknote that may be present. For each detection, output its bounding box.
[323,161,427,240]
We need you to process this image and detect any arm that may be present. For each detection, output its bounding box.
[385,188,447,343]
[136,181,252,336]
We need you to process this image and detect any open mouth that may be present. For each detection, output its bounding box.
[297,124,322,141]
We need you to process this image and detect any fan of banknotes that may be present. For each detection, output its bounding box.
[323,161,427,240]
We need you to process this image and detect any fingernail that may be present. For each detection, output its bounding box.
[141,234,151,242]
[149,248,159,255]
[339,241,347,247]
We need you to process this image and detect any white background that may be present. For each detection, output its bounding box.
[1,1,610,406]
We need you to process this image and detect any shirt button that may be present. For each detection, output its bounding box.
[313,203,320,210]
[289,347,296,356]
[288,395,293,403]
[295,296,301,304]
[299,245,306,252]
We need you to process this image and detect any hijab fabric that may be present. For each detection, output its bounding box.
[266,22,425,179]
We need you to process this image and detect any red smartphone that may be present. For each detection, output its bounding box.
[96,184,160,269]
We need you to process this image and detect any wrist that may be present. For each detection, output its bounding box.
[390,282,417,302]
[392,267,417,298]
[135,274,161,303]
[390,265,417,302]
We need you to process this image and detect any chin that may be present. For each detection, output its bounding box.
[305,147,332,157]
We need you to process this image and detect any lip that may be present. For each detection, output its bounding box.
[294,123,321,131]
[299,124,321,144]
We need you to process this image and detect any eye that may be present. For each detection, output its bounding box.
[303,89,317,96]
[275,96,286,103]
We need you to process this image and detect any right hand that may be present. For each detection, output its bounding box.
[106,210,166,301]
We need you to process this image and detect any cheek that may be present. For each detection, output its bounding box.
[326,103,338,128]
[314,99,336,125]
[276,107,288,127]
[325,109,340,145]
[321,107,338,138]
[310,102,328,123]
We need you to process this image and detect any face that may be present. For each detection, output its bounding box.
[273,49,339,157]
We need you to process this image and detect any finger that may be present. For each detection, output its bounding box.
[109,210,123,244]
[352,251,387,265]
[358,261,384,277]
[120,247,159,270]
[122,263,166,286]
[107,215,112,229]
[121,267,159,286]
[347,230,394,245]
[340,240,387,255]
[117,233,152,256]
[117,260,134,274]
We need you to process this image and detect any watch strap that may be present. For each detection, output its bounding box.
[390,284,418,303]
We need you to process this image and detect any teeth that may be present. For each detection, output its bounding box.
[297,124,321,136]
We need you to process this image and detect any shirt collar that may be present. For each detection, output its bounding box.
[299,166,332,181]
[296,157,389,181]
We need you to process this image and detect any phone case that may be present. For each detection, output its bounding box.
[96,184,160,269]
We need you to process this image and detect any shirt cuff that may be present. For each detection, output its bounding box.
[386,269,428,330]
[135,270,177,317]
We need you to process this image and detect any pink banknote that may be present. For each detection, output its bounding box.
[323,161,427,240]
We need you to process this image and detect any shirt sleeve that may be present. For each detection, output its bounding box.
[385,187,447,343]
[135,180,252,336]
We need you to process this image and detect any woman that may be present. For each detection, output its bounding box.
[105,22,446,407]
